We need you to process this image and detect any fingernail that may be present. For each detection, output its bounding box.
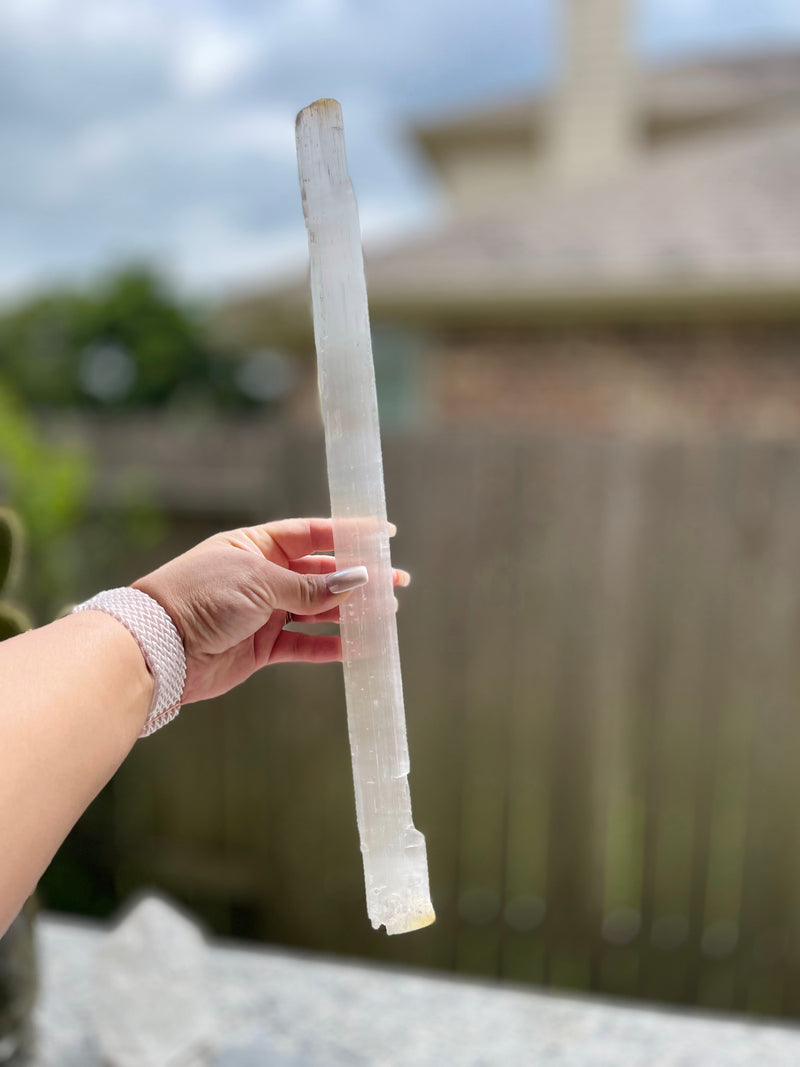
[388,522,397,537]
[394,569,411,587]
[394,596,399,612]
[327,565,369,594]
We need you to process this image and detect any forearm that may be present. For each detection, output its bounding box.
[0,611,152,933]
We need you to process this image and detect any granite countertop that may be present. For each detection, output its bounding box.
[32,914,800,1066]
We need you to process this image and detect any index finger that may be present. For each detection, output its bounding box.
[242,517,396,563]
[242,518,334,563]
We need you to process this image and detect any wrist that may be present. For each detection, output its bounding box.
[130,575,188,648]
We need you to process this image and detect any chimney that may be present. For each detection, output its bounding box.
[549,0,639,184]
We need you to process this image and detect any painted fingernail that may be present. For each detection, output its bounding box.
[327,566,369,594]
[394,569,411,587]
[388,522,397,537]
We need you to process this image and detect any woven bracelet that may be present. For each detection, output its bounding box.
[72,587,187,738]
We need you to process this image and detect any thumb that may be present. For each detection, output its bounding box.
[264,561,369,615]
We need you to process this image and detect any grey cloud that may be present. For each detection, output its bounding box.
[2,0,800,297]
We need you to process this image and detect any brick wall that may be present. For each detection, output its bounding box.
[433,322,800,436]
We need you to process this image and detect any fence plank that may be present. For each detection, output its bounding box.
[733,444,800,1016]
[590,437,649,998]
[500,437,564,984]
[453,436,520,976]
[541,437,607,993]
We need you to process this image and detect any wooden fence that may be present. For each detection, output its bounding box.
[75,429,800,1018]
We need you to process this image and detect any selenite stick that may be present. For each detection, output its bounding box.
[296,99,435,934]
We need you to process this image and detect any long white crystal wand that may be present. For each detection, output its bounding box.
[296,99,435,934]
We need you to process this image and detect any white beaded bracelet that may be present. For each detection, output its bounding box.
[72,587,187,738]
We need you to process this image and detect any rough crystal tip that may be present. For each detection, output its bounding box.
[296,97,342,129]
[385,906,436,936]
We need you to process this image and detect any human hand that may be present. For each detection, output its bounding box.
[132,517,408,705]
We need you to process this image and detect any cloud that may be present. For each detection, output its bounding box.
[640,0,800,56]
[217,107,298,162]
[163,207,308,293]
[172,19,257,99]
[0,0,799,300]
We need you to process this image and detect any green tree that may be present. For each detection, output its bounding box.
[0,267,241,411]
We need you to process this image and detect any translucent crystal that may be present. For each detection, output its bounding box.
[296,99,435,935]
[91,893,214,1066]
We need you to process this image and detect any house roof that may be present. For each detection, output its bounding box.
[364,110,800,314]
[223,49,800,346]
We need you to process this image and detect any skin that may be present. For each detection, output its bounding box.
[0,517,408,936]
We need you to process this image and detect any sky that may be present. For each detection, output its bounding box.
[2,0,800,301]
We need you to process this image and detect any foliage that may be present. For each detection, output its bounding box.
[0,512,39,1052]
[0,267,244,411]
[0,386,91,615]
[0,507,32,640]
[0,506,22,596]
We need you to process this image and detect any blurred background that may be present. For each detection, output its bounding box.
[3,0,800,1023]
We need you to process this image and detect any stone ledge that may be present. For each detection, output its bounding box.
[30,913,800,1066]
